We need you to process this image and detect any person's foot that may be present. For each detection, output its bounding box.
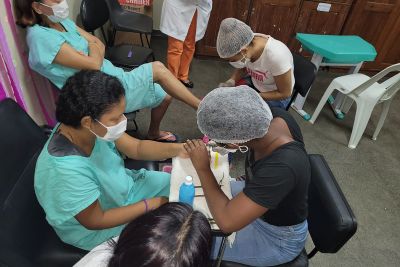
[180,79,194,89]
[148,131,178,143]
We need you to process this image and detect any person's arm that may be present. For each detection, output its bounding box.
[115,133,187,161]
[75,197,167,230]
[230,68,247,82]
[76,26,106,52]
[259,69,293,100]
[219,68,247,87]
[52,26,105,70]
[53,41,104,70]
[184,140,267,233]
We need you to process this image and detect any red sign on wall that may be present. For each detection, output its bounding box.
[118,0,152,6]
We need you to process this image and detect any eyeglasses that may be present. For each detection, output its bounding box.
[207,141,232,149]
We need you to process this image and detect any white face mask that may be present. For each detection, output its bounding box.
[208,141,249,155]
[90,115,127,142]
[229,53,251,69]
[41,0,69,23]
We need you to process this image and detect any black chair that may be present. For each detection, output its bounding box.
[80,0,154,70]
[0,98,157,267]
[105,0,153,48]
[219,154,357,267]
[81,0,152,132]
[286,53,317,111]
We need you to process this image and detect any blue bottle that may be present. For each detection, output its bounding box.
[179,176,195,206]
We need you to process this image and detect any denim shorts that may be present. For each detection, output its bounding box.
[211,181,308,266]
[266,97,291,109]
[240,75,291,109]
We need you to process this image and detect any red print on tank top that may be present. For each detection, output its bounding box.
[247,68,268,82]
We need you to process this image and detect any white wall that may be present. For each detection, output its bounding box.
[0,0,46,125]
[67,0,82,22]
[153,0,164,30]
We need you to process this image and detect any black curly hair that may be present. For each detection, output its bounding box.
[56,70,125,128]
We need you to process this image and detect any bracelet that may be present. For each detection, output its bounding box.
[143,199,148,212]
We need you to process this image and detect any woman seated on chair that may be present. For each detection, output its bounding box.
[34,70,188,251]
[14,0,201,142]
[184,86,310,266]
[217,18,294,109]
[74,202,212,267]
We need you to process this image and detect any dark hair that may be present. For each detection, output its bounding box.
[56,70,125,128]
[14,0,43,28]
[108,203,212,267]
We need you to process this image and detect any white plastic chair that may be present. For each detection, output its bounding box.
[309,63,400,149]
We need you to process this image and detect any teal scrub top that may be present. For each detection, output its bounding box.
[26,19,166,113]
[34,127,168,250]
[26,19,122,89]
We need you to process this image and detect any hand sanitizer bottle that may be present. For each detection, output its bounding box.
[179,176,195,206]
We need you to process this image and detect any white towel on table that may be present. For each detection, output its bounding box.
[169,151,236,246]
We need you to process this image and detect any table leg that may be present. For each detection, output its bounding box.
[331,62,363,117]
[291,95,311,121]
[328,94,346,119]
[340,96,356,114]
[214,236,228,267]
[291,54,323,121]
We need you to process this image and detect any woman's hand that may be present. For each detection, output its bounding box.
[92,36,106,55]
[77,26,106,53]
[184,139,211,172]
[218,78,235,87]
[90,41,105,58]
[177,143,190,159]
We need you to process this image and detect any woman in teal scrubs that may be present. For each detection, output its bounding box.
[14,0,201,142]
[35,70,186,250]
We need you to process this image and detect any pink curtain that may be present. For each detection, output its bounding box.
[0,20,25,108]
[0,0,57,126]
[0,80,7,100]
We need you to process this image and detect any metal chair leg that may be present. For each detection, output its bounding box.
[132,119,138,132]
[110,28,117,46]
[145,34,151,48]
[214,236,228,267]
[307,247,318,259]
[140,33,144,47]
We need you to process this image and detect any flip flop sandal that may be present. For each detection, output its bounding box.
[151,131,178,143]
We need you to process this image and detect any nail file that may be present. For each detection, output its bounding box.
[214,152,219,169]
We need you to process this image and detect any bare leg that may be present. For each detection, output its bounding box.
[147,95,172,139]
[152,61,200,109]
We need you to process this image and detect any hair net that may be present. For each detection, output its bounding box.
[197,86,273,144]
[216,18,255,59]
